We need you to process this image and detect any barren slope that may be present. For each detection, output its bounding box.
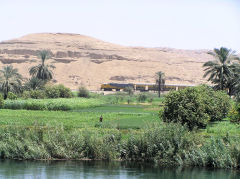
[0,33,213,90]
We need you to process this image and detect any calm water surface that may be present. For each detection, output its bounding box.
[0,160,239,179]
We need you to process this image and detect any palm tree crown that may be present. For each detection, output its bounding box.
[203,47,239,91]
[0,65,22,99]
[29,50,55,81]
[155,71,165,97]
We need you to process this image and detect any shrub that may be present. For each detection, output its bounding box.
[228,103,240,123]
[122,123,200,163]
[78,86,90,98]
[56,84,72,98]
[30,90,46,99]
[137,93,147,102]
[31,84,72,99]
[0,94,4,108]
[22,91,31,99]
[45,86,60,98]
[7,92,17,100]
[162,85,230,129]
[202,89,230,122]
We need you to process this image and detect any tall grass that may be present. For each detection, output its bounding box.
[122,123,240,168]
[3,98,106,111]
[0,122,239,169]
[0,125,121,160]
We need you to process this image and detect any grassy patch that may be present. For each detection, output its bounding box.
[202,119,240,137]
[0,104,159,130]
[3,98,106,111]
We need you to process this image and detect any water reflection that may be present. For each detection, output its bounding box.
[0,160,239,179]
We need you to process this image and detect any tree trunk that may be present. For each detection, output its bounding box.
[4,93,7,100]
[220,67,223,90]
[158,78,161,98]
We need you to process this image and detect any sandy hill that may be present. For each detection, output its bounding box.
[0,33,213,90]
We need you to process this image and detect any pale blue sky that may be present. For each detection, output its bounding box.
[1,0,240,51]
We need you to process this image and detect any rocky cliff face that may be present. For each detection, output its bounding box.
[0,33,213,90]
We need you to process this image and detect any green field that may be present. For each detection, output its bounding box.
[0,104,159,130]
[0,97,238,136]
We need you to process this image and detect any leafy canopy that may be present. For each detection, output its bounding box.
[203,47,240,92]
[29,50,55,81]
[0,65,22,99]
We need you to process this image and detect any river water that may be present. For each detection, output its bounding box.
[0,160,239,179]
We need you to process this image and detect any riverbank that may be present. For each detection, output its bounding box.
[0,94,239,169]
[0,116,239,169]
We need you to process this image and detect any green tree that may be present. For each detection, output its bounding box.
[0,65,23,99]
[155,71,165,98]
[29,50,55,81]
[124,86,134,96]
[225,63,240,96]
[124,86,134,104]
[162,85,230,130]
[203,47,239,91]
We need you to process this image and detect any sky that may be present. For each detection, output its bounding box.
[1,0,240,52]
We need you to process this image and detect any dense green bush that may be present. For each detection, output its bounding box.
[0,94,4,108]
[45,86,60,98]
[162,85,230,129]
[203,89,230,122]
[228,103,240,123]
[7,92,17,100]
[22,91,31,99]
[21,90,46,99]
[30,90,46,99]
[78,86,90,98]
[56,84,72,98]
[22,84,72,99]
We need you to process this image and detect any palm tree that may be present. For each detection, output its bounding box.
[225,63,240,95]
[29,50,55,81]
[0,65,23,99]
[24,77,46,90]
[203,47,239,91]
[155,71,165,98]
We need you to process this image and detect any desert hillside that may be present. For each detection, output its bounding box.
[0,33,213,90]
